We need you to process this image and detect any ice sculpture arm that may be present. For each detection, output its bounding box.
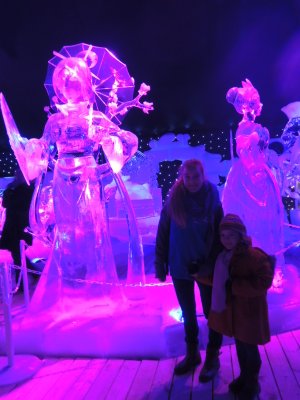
[0,92,49,183]
[288,136,300,165]
[24,138,49,181]
[87,109,138,173]
[0,92,31,184]
[100,129,138,173]
[113,129,138,161]
[107,83,154,118]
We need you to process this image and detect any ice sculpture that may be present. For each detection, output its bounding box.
[0,44,153,307]
[222,79,284,266]
[280,102,300,204]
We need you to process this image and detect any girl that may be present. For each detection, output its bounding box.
[195,213,274,399]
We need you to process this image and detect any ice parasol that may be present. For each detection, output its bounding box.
[44,43,135,125]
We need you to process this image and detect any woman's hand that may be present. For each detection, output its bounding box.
[156,273,166,283]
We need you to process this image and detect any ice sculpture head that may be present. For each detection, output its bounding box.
[52,57,94,104]
[226,79,262,122]
[226,79,269,168]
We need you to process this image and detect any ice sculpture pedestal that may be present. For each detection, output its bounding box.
[0,355,42,386]
[0,250,42,386]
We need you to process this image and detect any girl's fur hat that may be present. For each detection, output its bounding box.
[220,213,247,236]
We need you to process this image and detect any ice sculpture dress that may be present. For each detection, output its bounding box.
[42,104,119,294]
[0,46,153,309]
[29,109,119,308]
[222,121,284,256]
[223,80,284,259]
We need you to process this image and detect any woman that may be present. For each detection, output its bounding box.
[155,159,223,381]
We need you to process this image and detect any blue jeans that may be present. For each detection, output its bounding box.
[172,277,223,349]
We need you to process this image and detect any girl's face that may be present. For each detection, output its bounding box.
[182,166,204,193]
[220,229,241,250]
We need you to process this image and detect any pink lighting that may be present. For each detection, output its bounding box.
[0,52,299,362]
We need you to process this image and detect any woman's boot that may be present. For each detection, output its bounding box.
[229,375,245,394]
[199,347,220,382]
[174,343,201,375]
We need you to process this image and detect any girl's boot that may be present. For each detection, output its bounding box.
[174,343,201,375]
[199,347,220,382]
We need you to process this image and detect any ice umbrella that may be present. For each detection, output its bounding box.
[44,43,135,125]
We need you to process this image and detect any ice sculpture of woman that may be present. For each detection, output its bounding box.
[222,79,284,261]
[0,47,153,307]
[280,102,300,205]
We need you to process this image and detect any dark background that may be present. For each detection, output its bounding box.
[1,0,300,144]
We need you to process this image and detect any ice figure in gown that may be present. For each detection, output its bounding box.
[280,102,300,203]
[0,44,153,308]
[222,79,284,267]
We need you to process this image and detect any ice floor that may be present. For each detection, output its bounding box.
[0,226,299,360]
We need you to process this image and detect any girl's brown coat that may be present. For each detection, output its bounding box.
[207,247,274,345]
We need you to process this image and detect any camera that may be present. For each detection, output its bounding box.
[187,260,200,275]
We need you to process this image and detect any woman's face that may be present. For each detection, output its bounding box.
[220,229,240,250]
[182,166,204,193]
